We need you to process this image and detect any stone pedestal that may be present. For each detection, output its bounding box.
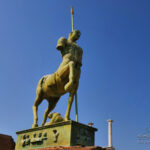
[15,120,97,150]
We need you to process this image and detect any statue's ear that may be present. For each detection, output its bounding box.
[56,45,64,51]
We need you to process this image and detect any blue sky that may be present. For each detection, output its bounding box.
[0,0,150,150]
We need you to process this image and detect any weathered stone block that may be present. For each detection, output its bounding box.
[15,121,97,150]
[0,134,15,150]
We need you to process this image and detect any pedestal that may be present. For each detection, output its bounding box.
[15,120,97,150]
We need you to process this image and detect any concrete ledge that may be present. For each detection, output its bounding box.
[16,120,97,134]
[28,146,104,150]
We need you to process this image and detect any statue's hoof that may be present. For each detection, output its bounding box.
[32,123,38,128]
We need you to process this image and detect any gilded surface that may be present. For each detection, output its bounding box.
[32,30,83,128]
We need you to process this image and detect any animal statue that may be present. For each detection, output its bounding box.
[32,30,83,128]
[45,112,64,126]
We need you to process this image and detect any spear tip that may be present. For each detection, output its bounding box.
[71,6,74,15]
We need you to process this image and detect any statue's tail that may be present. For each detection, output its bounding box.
[40,76,45,87]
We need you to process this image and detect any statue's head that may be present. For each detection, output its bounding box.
[48,113,53,119]
[68,30,81,42]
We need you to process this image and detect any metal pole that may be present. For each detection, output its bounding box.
[71,6,78,122]
[75,93,78,122]
[71,6,74,31]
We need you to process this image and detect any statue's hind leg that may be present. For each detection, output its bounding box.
[64,93,75,121]
[41,97,60,126]
[32,95,43,128]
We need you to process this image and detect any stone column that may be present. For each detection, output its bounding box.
[107,119,113,147]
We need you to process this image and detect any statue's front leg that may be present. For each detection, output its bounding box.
[32,95,43,128]
[64,93,74,121]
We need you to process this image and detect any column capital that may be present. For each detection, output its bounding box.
[107,119,113,123]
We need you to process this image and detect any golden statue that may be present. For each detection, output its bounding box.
[15,7,96,150]
[32,29,83,128]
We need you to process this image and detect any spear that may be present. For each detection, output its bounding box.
[71,6,78,122]
[71,6,74,32]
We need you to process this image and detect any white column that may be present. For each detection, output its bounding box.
[107,119,113,147]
